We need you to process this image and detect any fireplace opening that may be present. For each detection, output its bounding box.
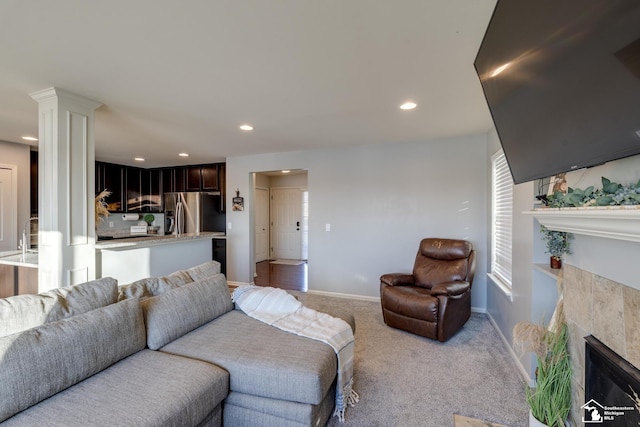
[585,335,640,425]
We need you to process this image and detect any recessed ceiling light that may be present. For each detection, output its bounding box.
[22,136,38,141]
[179,153,189,157]
[281,170,291,174]
[490,63,510,78]
[239,124,254,131]
[400,102,417,110]
[134,157,145,162]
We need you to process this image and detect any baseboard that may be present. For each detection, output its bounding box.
[306,289,380,302]
[471,306,487,314]
[486,312,534,387]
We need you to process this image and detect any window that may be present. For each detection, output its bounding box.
[491,150,513,288]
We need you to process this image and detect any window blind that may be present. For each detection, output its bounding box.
[491,150,513,287]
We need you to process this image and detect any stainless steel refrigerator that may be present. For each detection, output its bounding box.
[164,192,225,234]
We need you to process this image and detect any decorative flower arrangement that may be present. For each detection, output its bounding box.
[95,189,111,225]
[545,177,640,208]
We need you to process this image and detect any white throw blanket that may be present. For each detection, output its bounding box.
[232,285,359,422]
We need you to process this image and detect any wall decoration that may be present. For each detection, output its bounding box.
[233,189,244,212]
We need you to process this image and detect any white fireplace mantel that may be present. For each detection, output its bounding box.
[524,207,640,243]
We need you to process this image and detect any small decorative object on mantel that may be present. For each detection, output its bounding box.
[540,226,573,269]
[233,188,244,212]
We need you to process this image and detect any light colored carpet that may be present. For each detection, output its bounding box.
[269,259,305,266]
[292,292,529,427]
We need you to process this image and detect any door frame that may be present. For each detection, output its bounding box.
[254,186,270,262]
[0,163,19,251]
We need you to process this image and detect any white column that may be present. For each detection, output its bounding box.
[30,87,102,291]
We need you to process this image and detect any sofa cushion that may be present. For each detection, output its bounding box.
[142,273,233,350]
[0,350,228,427]
[118,272,195,301]
[223,387,336,427]
[119,276,177,300]
[0,298,145,422]
[186,260,221,281]
[0,277,118,337]
[159,310,337,405]
[54,276,119,315]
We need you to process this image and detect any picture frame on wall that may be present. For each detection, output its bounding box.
[233,196,244,211]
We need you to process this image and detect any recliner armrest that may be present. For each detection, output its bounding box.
[430,281,470,297]
[380,273,415,287]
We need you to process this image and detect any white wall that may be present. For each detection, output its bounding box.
[227,135,489,304]
[0,140,31,249]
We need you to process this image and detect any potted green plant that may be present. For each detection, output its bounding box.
[143,214,159,234]
[540,226,572,269]
[514,315,572,427]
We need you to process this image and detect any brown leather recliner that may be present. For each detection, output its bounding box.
[380,238,476,342]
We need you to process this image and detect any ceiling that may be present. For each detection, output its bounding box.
[0,0,496,168]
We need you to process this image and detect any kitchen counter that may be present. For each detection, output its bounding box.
[0,251,39,297]
[96,232,225,250]
[96,232,225,284]
[0,250,38,268]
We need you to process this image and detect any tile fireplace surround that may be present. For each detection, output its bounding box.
[563,264,640,423]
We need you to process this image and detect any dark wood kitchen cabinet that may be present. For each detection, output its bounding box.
[161,167,186,193]
[95,162,224,212]
[147,168,162,212]
[0,264,38,297]
[201,165,219,190]
[212,238,226,275]
[173,167,186,192]
[138,169,162,212]
[186,166,202,191]
[96,161,124,212]
[185,164,220,192]
[125,167,141,212]
[30,151,38,215]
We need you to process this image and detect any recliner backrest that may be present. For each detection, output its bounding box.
[412,238,474,289]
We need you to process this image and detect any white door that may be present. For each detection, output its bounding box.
[271,188,302,260]
[0,167,17,252]
[255,187,270,262]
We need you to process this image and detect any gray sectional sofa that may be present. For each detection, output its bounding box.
[0,261,355,427]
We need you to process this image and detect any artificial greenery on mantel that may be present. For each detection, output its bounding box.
[544,177,640,208]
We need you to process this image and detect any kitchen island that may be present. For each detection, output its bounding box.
[96,232,225,285]
[0,251,39,297]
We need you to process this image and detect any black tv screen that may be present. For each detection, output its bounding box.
[475,0,640,184]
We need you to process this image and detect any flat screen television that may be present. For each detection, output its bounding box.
[474,0,640,185]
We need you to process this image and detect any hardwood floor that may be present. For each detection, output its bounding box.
[254,260,308,292]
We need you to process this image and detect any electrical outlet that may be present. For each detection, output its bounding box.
[325,223,331,232]
[228,222,232,230]
[109,221,114,228]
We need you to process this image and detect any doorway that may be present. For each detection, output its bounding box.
[0,165,18,252]
[252,170,308,291]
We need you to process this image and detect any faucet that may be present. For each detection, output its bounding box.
[20,217,38,257]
